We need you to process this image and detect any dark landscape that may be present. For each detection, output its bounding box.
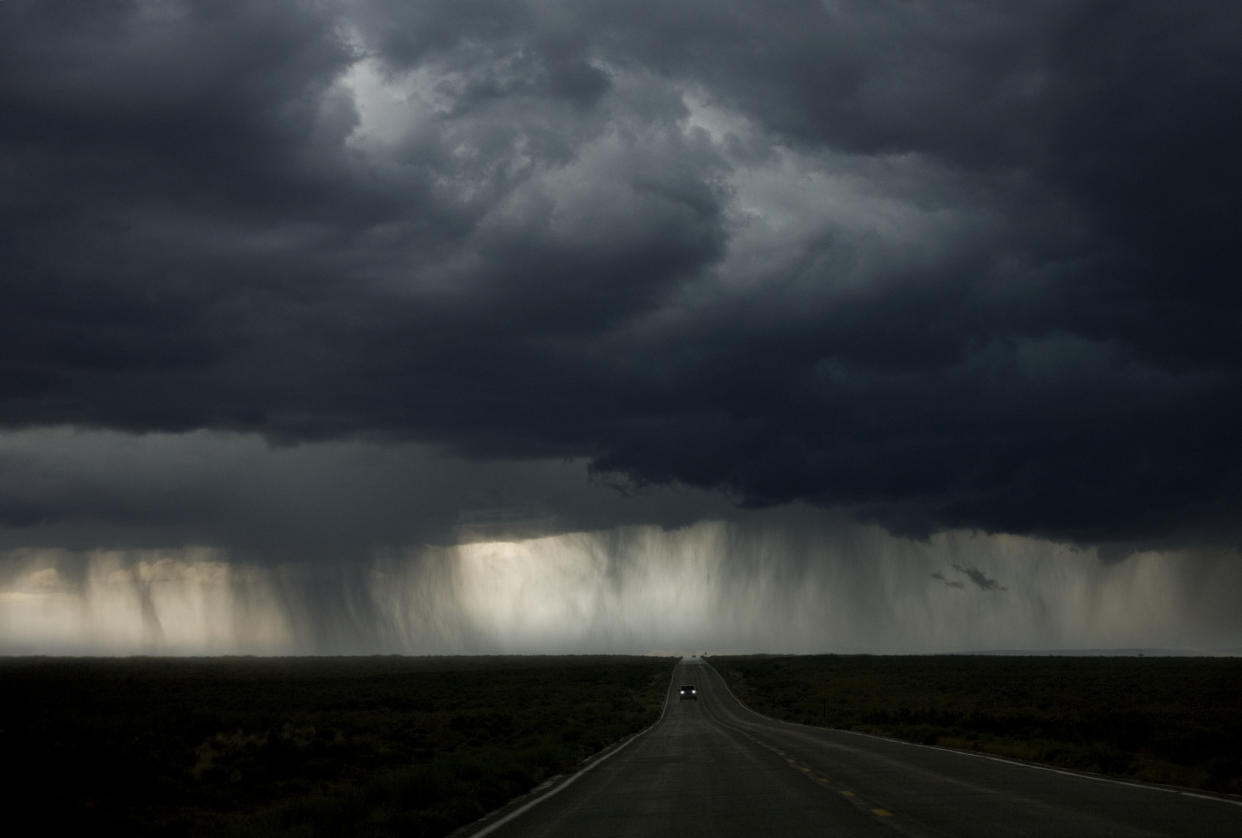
[7,654,1242,837]
[2,656,674,837]
[712,654,1242,796]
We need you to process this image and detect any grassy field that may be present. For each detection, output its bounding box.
[1,655,675,837]
[711,654,1242,795]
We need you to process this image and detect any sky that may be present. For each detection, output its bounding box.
[3,0,1241,655]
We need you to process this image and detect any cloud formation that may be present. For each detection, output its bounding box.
[930,572,965,591]
[951,564,1007,593]
[3,0,1241,556]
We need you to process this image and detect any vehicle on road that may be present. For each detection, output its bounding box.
[679,684,697,700]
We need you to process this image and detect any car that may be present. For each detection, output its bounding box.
[679,684,697,700]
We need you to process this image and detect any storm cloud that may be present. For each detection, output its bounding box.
[2,2,1242,653]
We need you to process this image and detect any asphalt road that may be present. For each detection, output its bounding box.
[463,657,1242,837]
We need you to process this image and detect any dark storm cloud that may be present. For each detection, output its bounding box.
[0,428,740,561]
[2,0,1241,549]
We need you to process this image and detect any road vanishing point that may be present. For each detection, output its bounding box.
[461,657,1242,837]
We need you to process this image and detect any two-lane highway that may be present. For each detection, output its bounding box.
[464,658,1242,837]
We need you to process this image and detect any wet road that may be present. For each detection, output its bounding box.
[462,657,1242,837]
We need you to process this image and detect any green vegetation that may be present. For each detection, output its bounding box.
[711,654,1242,795]
[1,655,674,837]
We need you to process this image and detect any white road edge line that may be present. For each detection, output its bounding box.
[702,658,1242,810]
[466,662,683,837]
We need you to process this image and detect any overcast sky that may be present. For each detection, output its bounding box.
[3,1,1241,654]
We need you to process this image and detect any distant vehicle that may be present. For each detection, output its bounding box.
[679,684,697,700]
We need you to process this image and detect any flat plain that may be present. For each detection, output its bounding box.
[711,654,1242,796]
[1,655,674,837]
[8,653,1239,837]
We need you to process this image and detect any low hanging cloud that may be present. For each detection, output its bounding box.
[951,564,1008,593]
[930,572,965,591]
[2,0,1241,568]
[930,565,1009,593]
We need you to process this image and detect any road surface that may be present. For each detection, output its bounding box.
[463,657,1242,837]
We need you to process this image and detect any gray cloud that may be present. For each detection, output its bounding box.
[2,0,1241,555]
[930,572,965,591]
[951,564,1007,593]
[0,428,741,562]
